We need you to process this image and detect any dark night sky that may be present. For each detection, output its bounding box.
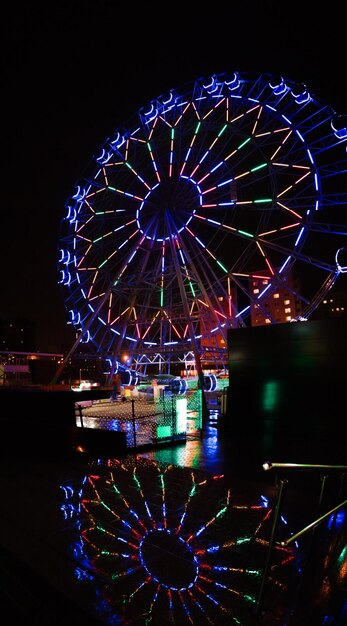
[2,2,345,352]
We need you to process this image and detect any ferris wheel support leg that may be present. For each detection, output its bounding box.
[166,214,208,427]
[50,331,85,384]
[51,284,115,384]
[194,352,208,428]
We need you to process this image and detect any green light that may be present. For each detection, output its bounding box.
[176,397,187,433]
[236,536,252,545]
[254,198,272,204]
[251,163,267,173]
[218,124,228,137]
[243,594,256,604]
[217,260,228,272]
[101,501,115,514]
[237,138,251,150]
[156,425,172,438]
[107,186,116,191]
[133,474,141,489]
[337,544,347,564]
[262,381,280,411]
[160,288,164,307]
[216,506,227,518]
[246,569,261,577]
[238,229,253,238]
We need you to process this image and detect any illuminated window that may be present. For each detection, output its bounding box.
[273,293,279,299]
[285,315,292,321]
[262,280,269,285]
[284,299,290,305]
[253,288,259,294]
[265,318,271,324]
[285,307,291,313]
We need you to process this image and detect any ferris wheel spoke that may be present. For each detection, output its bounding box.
[174,235,228,342]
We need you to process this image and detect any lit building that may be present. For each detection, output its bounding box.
[0,318,36,352]
[200,288,238,367]
[250,273,302,325]
[312,286,347,320]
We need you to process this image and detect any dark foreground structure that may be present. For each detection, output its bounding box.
[0,318,346,625]
[224,317,346,443]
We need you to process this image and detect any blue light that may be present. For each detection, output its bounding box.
[294,226,305,246]
[236,305,250,317]
[327,509,345,529]
[158,90,175,106]
[331,114,347,139]
[210,161,224,173]
[96,149,112,165]
[69,310,80,325]
[269,76,287,95]
[59,269,71,285]
[81,330,90,343]
[336,247,347,273]
[140,101,158,122]
[224,72,240,90]
[59,249,70,264]
[291,83,310,104]
[110,131,126,150]
[65,205,77,222]
[72,185,88,202]
[198,75,216,91]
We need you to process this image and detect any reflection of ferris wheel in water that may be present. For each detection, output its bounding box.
[58,72,347,373]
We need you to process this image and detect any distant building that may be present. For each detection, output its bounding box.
[312,286,347,320]
[0,318,36,351]
[199,273,303,369]
[250,273,302,325]
[0,349,104,387]
[200,288,238,366]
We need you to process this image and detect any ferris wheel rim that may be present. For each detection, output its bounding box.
[59,71,346,368]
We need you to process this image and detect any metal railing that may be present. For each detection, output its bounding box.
[75,389,203,449]
[255,462,347,624]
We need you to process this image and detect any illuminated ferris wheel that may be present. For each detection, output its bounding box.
[58,72,347,373]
